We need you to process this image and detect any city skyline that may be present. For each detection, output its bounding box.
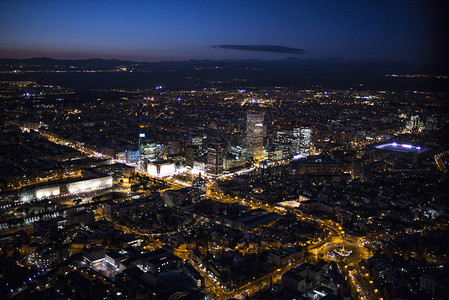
[1,2,448,299]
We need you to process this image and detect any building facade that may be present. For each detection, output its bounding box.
[245,112,265,161]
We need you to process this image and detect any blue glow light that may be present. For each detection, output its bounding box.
[374,142,428,153]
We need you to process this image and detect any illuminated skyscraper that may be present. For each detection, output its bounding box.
[293,125,312,156]
[292,127,301,154]
[299,125,312,155]
[139,139,163,170]
[245,112,265,160]
[406,115,421,131]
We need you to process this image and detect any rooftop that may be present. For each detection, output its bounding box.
[374,142,430,154]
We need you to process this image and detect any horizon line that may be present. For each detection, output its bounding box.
[0,55,424,65]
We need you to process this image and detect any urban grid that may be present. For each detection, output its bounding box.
[1,1,448,300]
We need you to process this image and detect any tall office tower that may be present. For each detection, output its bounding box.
[139,139,163,170]
[292,127,301,154]
[206,143,223,176]
[275,130,293,160]
[192,173,207,200]
[190,135,204,151]
[185,145,197,167]
[425,116,439,131]
[298,125,313,156]
[406,115,421,131]
[245,112,265,160]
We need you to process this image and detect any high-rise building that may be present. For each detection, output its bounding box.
[245,112,265,160]
[185,145,198,167]
[139,139,163,170]
[294,125,312,156]
[206,142,223,176]
[292,127,301,154]
[274,130,293,160]
[406,115,421,131]
[192,173,207,200]
[190,136,204,151]
[425,116,439,131]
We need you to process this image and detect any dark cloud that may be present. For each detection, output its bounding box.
[211,44,305,54]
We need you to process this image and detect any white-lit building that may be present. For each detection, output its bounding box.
[298,125,312,156]
[65,176,113,194]
[35,186,61,200]
[246,112,265,160]
[406,115,422,131]
[147,161,176,177]
[2,175,113,204]
[139,139,163,170]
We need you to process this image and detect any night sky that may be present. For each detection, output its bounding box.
[0,0,447,63]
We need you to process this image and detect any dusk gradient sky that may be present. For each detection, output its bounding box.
[0,0,447,63]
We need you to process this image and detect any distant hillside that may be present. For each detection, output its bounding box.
[0,57,447,91]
